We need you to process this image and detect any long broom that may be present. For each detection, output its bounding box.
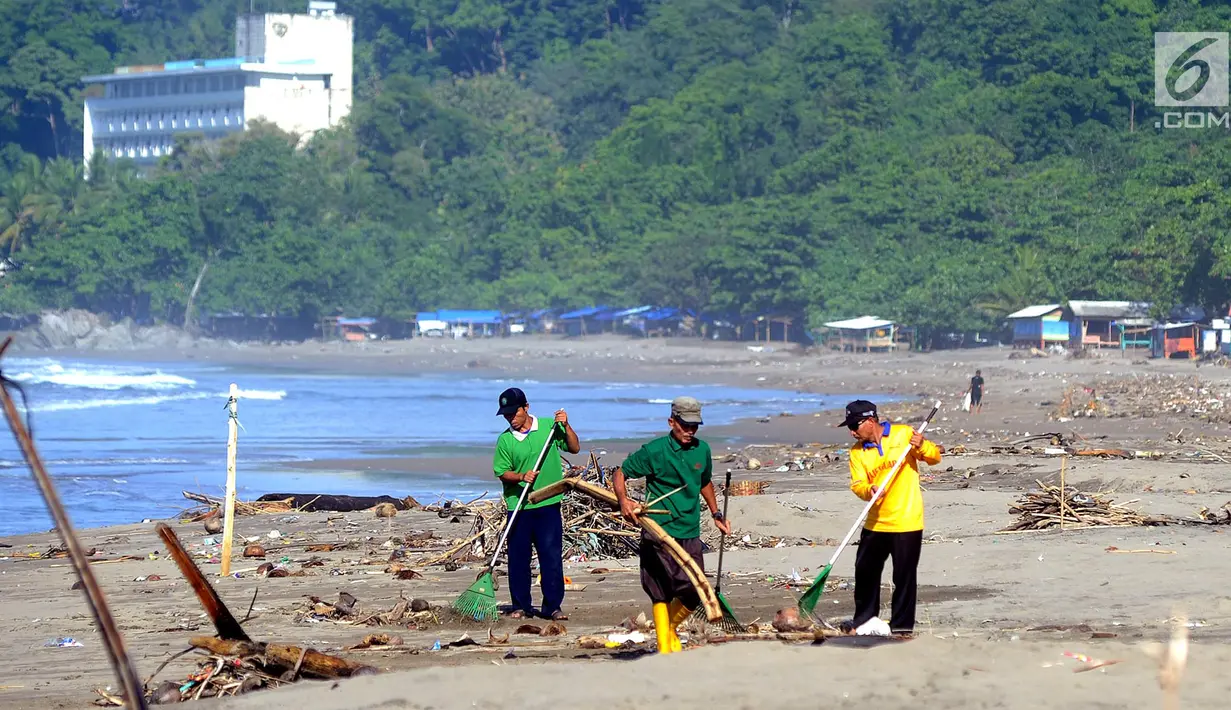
[451,421,563,621]
[692,470,744,632]
[797,401,940,620]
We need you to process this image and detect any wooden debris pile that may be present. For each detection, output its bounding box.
[96,648,302,705]
[424,452,642,567]
[1052,376,1231,423]
[1002,481,1170,531]
[294,592,441,629]
[1195,502,1231,525]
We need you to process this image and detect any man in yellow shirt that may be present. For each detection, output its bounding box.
[840,400,941,636]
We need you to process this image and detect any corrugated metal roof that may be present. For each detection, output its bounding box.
[1069,300,1151,318]
[1005,304,1062,319]
[823,316,894,330]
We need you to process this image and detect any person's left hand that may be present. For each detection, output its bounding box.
[714,517,732,535]
[555,409,569,426]
[910,431,925,449]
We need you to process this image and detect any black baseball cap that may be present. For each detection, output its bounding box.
[838,399,878,428]
[496,387,528,416]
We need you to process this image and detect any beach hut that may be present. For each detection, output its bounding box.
[752,314,798,343]
[1068,301,1153,349]
[1152,322,1201,359]
[558,306,616,337]
[1005,304,1070,349]
[415,310,504,338]
[821,316,897,352]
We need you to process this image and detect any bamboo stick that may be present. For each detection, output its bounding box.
[0,338,148,710]
[221,384,239,577]
[1059,456,1067,530]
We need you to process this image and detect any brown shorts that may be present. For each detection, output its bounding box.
[639,533,704,607]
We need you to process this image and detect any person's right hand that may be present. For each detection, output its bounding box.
[868,485,880,499]
[619,496,640,524]
[522,470,539,485]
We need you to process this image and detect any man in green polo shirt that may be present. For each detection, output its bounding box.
[493,387,581,620]
[613,396,731,654]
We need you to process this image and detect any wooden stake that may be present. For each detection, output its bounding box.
[1059,456,1067,531]
[221,384,239,577]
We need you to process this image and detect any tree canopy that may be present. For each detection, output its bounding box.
[1,0,1230,342]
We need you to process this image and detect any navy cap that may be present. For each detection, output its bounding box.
[497,387,528,416]
[839,400,878,428]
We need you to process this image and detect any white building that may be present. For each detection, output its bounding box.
[82,1,352,170]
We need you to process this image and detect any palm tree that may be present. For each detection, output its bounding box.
[0,156,44,255]
[975,246,1056,319]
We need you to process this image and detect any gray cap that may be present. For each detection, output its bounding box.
[671,396,703,424]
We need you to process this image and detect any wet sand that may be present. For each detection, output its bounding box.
[2,336,1231,708]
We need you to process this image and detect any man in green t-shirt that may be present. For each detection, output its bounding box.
[492,387,580,620]
[613,396,731,654]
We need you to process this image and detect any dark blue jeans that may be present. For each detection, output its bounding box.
[506,503,565,617]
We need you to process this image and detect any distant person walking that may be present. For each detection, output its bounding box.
[968,370,984,413]
[492,387,581,620]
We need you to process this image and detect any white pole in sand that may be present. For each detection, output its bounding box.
[220,383,240,577]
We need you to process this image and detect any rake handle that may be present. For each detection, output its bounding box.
[487,422,562,571]
[715,470,731,594]
[824,401,941,569]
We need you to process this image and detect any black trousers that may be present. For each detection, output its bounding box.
[852,528,922,632]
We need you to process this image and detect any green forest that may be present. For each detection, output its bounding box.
[1,0,1230,340]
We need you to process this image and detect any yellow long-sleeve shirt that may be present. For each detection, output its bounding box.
[849,422,941,533]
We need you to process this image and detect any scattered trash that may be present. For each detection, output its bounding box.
[45,637,83,648]
[856,617,891,637]
[771,607,812,632]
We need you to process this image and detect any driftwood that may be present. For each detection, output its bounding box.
[188,637,377,679]
[530,478,721,621]
[255,493,421,512]
[156,523,250,641]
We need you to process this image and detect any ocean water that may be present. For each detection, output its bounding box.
[0,356,862,537]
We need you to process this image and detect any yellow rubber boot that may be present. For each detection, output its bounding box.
[668,599,691,652]
[652,603,674,654]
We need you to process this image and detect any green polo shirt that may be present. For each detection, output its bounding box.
[493,417,564,510]
[621,434,713,539]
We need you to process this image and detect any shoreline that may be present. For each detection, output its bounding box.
[4,336,1231,707]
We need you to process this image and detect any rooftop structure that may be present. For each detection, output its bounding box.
[82,1,352,170]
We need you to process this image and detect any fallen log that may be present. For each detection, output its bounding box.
[255,493,421,512]
[188,637,377,679]
[530,478,721,622]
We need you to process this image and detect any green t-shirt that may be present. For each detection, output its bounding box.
[620,434,713,539]
[492,417,564,510]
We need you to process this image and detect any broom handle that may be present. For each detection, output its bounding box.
[488,422,562,570]
[823,401,940,569]
[715,470,731,594]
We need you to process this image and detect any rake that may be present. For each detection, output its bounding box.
[797,401,940,620]
[451,421,563,621]
[693,470,744,632]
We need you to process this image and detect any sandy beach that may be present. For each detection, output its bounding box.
[2,335,1231,708]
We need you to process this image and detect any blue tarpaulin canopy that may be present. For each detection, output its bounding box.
[336,317,376,326]
[558,306,609,320]
[417,310,503,325]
